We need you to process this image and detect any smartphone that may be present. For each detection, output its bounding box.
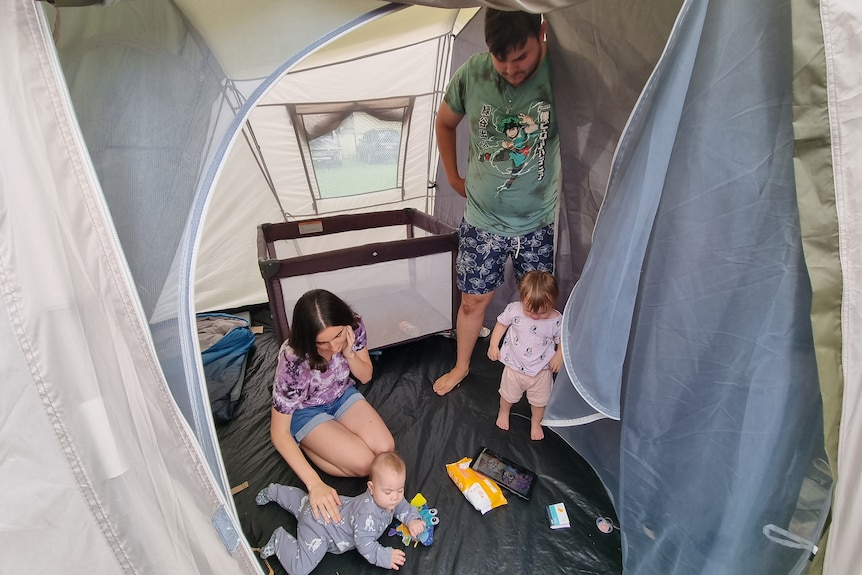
[469,447,537,500]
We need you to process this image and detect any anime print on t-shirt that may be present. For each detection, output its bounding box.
[474,100,553,194]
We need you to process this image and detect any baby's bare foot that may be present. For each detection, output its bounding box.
[496,412,510,431]
[531,423,544,441]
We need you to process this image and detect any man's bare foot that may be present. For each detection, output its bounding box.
[433,368,468,395]
[496,412,510,431]
[531,423,545,441]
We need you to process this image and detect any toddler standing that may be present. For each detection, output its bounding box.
[487,270,563,440]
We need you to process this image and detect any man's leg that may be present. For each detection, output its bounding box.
[433,290,494,395]
[437,218,508,395]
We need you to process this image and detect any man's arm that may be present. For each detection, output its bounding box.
[435,101,466,198]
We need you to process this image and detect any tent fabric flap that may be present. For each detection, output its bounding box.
[551,0,831,573]
[809,1,862,574]
[0,3,258,573]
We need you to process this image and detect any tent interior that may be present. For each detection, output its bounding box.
[221,305,623,574]
[4,0,860,573]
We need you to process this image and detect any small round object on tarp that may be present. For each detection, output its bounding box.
[596,517,616,534]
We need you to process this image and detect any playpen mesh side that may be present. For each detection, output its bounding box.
[276,251,453,349]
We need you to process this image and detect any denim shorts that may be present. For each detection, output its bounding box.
[456,219,554,295]
[290,385,363,443]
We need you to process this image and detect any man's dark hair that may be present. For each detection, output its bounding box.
[484,9,543,60]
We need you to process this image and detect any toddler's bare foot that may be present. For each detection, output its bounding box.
[531,423,545,441]
[433,367,468,395]
[496,412,510,431]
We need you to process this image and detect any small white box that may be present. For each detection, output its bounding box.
[547,502,570,529]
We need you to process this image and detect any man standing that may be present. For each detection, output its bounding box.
[434,9,560,395]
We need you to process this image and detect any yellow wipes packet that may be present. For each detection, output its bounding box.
[446,457,508,514]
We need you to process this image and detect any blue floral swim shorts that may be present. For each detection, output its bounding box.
[456,218,554,295]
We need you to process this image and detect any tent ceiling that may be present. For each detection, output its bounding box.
[293,5,478,72]
[175,0,387,80]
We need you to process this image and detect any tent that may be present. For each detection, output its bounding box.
[2,0,859,573]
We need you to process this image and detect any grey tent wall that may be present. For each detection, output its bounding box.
[432,1,684,330]
[546,0,685,308]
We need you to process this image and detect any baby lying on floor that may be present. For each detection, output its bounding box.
[257,451,426,574]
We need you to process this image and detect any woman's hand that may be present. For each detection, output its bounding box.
[306,479,342,524]
[342,325,356,359]
[336,323,372,383]
[271,409,342,523]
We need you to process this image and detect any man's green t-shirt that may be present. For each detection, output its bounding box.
[444,52,560,237]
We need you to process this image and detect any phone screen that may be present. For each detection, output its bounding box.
[470,448,537,500]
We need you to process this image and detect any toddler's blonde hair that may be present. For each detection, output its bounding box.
[519,270,559,314]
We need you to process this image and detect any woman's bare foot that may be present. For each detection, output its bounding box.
[531,422,545,441]
[433,367,468,395]
[496,411,510,430]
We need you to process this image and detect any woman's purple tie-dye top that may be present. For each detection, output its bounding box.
[272,320,367,415]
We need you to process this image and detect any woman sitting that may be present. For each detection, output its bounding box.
[270,289,394,524]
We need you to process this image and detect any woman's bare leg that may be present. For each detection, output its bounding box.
[299,400,393,477]
[337,399,395,456]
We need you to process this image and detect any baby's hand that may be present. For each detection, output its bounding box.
[390,548,407,570]
[549,349,563,373]
[487,346,500,362]
[407,518,426,538]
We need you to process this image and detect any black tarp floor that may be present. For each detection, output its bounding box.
[218,307,622,574]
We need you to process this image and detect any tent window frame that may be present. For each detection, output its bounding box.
[287,97,414,206]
